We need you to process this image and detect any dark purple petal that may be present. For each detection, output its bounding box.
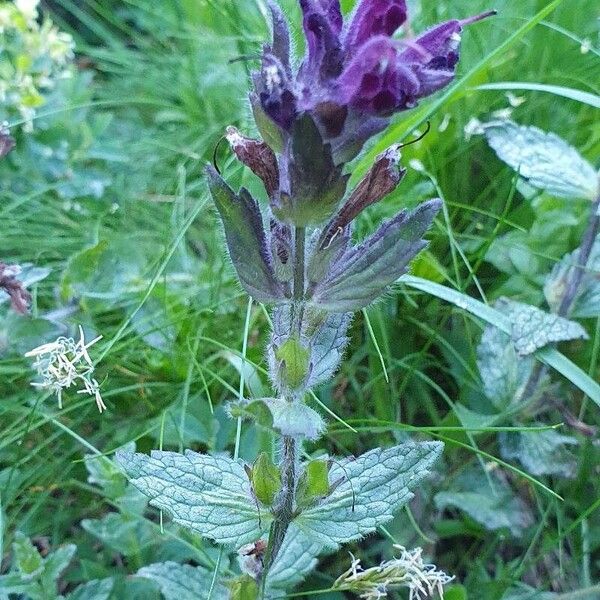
[0,263,30,314]
[298,0,344,83]
[300,0,343,34]
[336,37,419,116]
[398,10,496,99]
[344,0,407,56]
[0,129,15,158]
[255,53,297,130]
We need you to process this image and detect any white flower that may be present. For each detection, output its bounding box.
[333,546,454,600]
[15,0,39,23]
[25,326,107,413]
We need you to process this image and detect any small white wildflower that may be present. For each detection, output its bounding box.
[333,546,454,600]
[506,92,526,107]
[491,107,513,121]
[15,0,39,23]
[580,38,591,54]
[25,326,107,413]
[463,117,484,140]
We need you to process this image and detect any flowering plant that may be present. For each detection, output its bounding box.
[116,1,494,596]
[0,0,74,131]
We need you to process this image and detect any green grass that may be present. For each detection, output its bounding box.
[1,0,599,598]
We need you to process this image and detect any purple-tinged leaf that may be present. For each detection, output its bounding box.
[267,0,291,71]
[226,126,280,198]
[310,199,442,311]
[205,165,285,304]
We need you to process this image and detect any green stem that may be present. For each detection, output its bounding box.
[262,226,307,578]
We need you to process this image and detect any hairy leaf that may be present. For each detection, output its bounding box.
[266,527,323,591]
[13,533,43,580]
[264,398,325,440]
[484,120,598,200]
[295,441,442,547]
[496,298,588,355]
[205,165,283,304]
[477,324,533,409]
[500,429,577,478]
[81,513,154,557]
[311,200,441,312]
[138,562,227,600]
[116,450,269,547]
[306,311,352,387]
[277,113,348,226]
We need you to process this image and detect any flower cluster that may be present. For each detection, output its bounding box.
[207,0,493,395]
[0,0,74,131]
[333,546,454,600]
[25,326,106,412]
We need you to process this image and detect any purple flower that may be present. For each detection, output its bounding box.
[255,2,495,132]
[344,0,407,57]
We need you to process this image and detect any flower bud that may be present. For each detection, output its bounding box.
[320,144,406,248]
[229,575,260,600]
[297,459,330,507]
[251,452,281,506]
[226,126,279,198]
[274,336,310,391]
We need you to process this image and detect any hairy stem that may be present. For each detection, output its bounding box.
[263,226,307,574]
[520,194,600,403]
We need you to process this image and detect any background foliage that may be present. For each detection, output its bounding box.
[0,0,599,598]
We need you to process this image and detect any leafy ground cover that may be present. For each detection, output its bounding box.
[0,0,599,598]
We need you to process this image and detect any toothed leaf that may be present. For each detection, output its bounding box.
[310,200,441,312]
[295,441,443,547]
[115,450,270,547]
[205,165,283,304]
[138,561,228,600]
[485,120,598,201]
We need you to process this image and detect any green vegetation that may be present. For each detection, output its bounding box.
[0,0,598,598]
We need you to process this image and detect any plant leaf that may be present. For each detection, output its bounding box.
[496,298,588,356]
[205,165,284,304]
[499,429,578,478]
[311,200,441,312]
[266,527,323,592]
[435,469,532,537]
[477,324,533,409]
[137,562,228,600]
[115,449,268,547]
[65,578,114,600]
[306,311,352,387]
[399,276,600,406]
[484,120,598,201]
[295,441,443,548]
[12,533,43,580]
